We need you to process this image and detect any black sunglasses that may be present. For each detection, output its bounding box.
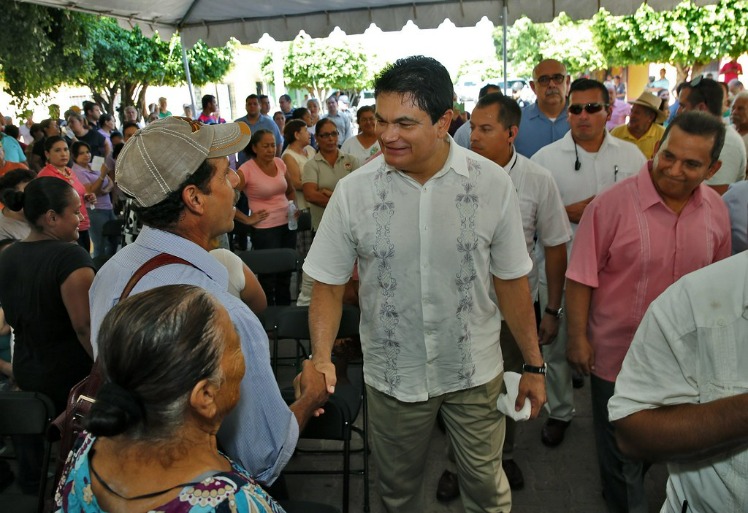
[568,103,609,115]
[535,74,566,86]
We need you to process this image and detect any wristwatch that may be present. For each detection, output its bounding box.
[544,306,564,319]
[522,363,547,375]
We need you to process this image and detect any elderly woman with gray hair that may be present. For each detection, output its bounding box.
[54,285,284,513]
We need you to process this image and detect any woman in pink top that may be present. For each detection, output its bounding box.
[38,136,94,251]
[238,129,298,305]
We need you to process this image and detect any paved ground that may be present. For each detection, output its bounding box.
[281,377,669,513]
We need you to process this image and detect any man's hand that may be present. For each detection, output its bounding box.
[311,357,337,394]
[516,372,546,418]
[567,335,595,375]
[293,359,329,417]
[565,196,595,224]
[538,314,559,345]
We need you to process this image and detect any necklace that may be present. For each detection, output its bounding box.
[89,447,216,502]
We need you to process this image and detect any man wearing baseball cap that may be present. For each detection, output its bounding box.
[88,117,329,484]
[610,91,668,159]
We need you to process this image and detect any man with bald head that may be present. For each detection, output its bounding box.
[515,59,571,158]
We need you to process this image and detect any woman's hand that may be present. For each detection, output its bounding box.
[248,209,269,226]
[84,193,97,204]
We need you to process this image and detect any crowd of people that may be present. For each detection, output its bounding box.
[0,54,746,513]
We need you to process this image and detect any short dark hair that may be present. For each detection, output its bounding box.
[133,159,214,230]
[476,92,522,129]
[122,121,139,134]
[201,94,216,109]
[0,168,35,193]
[283,119,307,144]
[29,123,43,139]
[43,135,67,153]
[2,176,76,229]
[356,105,375,123]
[682,77,723,117]
[98,113,113,127]
[259,94,269,102]
[292,107,309,120]
[40,118,56,132]
[3,125,19,140]
[70,140,91,159]
[243,129,274,160]
[279,94,291,103]
[478,84,501,99]
[660,110,725,164]
[245,94,258,102]
[315,117,337,136]
[374,55,453,124]
[568,78,610,105]
[87,285,226,441]
[83,101,99,116]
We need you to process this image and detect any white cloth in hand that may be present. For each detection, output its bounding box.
[496,372,532,421]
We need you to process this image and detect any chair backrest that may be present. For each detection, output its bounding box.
[276,304,360,341]
[238,248,299,275]
[0,391,55,435]
[297,210,312,232]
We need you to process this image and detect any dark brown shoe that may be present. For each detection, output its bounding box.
[541,418,571,447]
[435,469,460,502]
[502,459,525,490]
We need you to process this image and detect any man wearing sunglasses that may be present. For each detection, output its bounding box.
[566,111,731,513]
[515,59,571,158]
[531,78,645,450]
[676,76,747,195]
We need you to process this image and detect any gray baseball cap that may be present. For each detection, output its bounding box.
[116,116,251,207]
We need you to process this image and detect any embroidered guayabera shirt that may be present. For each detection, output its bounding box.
[304,139,532,402]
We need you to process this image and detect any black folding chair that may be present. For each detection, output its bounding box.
[238,248,300,374]
[277,305,369,513]
[0,391,56,513]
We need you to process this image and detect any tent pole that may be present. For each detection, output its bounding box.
[180,32,197,118]
[502,0,508,92]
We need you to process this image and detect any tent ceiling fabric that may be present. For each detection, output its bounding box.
[20,0,718,46]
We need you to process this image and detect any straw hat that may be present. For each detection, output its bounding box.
[629,92,669,124]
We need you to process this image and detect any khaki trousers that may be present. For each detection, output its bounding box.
[366,373,511,513]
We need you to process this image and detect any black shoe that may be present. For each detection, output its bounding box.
[502,459,525,490]
[541,418,571,447]
[572,371,585,389]
[435,470,460,502]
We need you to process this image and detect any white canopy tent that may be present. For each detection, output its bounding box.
[17,0,719,111]
[19,0,718,46]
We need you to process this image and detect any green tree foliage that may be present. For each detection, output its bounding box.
[494,14,606,78]
[456,57,503,82]
[0,2,92,106]
[262,34,375,101]
[81,18,235,118]
[0,2,234,116]
[591,0,748,82]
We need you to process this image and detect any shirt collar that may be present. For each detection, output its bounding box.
[134,226,229,286]
[639,161,705,211]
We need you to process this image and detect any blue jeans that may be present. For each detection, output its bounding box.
[88,208,117,258]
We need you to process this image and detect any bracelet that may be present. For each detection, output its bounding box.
[522,363,547,375]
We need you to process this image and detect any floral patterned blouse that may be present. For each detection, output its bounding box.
[55,433,285,513]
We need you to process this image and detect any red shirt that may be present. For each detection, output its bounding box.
[38,164,91,231]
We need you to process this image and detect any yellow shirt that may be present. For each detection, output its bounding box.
[610,123,665,159]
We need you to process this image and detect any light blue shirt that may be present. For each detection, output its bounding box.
[89,226,297,484]
[453,121,471,149]
[723,180,748,254]
[1,134,26,163]
[515,102,570,158]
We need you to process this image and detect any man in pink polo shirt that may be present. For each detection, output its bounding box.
[565,110,732,513]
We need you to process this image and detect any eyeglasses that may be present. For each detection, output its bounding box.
[317,131,339,139]
[535,74,566,86]
[568,103,609,115]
